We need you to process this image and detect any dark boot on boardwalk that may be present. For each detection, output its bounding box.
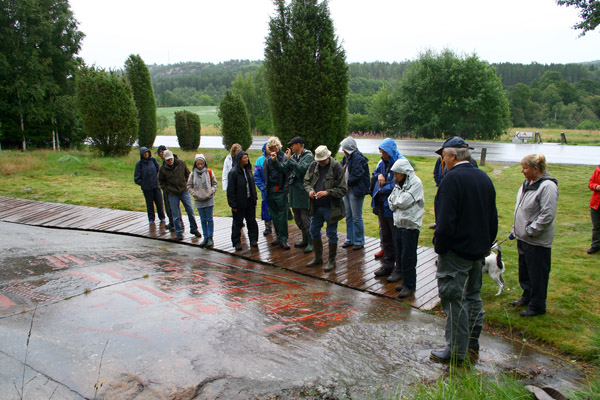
[324,242,337,272]
[307,239,323,267]
[303,232,313,253]
[295,231,308,248]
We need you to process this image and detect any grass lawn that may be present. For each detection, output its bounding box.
[502,127,600,145]
[1,147,599,395]
[157,106,220,136]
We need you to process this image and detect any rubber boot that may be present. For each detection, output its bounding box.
[324,242,337,272]
[303,232,313,253]
[307,239,323,267]
[295,231,308,248]
[205,237,214,248]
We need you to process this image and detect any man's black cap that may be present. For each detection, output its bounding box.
[287,136,304,146]
[435,137,474,155]
[157,145,168,153]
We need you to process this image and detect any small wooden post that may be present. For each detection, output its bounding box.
[561,132,567,144]
[480,147,487,166]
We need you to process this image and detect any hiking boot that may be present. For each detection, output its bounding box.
[374,266,393,277]
[271,239,280,246]
[587,246,599,254]
[397,286,415,298]
[430,348,465,365]
[176,234,184,241]
[191,231,202,238]
[341,242,353,248]
[387,271,402,283]
[520,308,545,317]
[510,298,528,308]
[280,242,290,250]
[307,239,323,267]
[199,237,208,248]
[352,244,364,250]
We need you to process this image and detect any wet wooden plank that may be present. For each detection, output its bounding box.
[0,196,441,310]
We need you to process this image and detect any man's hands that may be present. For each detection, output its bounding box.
[308,190,328,199]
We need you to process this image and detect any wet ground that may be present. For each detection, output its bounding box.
[0,222,585,399]
[155,135,599,166]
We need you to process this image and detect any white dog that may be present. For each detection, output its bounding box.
[482,243,505,296]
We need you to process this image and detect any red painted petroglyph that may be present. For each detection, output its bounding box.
[75,326,152,344]
[0,293,15,309]
[96,268,124,280]
[129,284,173,301]
[262,324,286,332]
[2,283,57,303]
[261,277,303,289]
[214,271,251,282]
[113,290,153,307]
[194,304,221,314]
[40,256,67,269]
[226,301,247,311]
[63,271,102,283]
[60,254,86,265]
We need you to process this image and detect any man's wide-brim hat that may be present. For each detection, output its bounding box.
[435,137,474,155]
[314,145,331,161]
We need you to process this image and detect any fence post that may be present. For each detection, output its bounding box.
[480,147,487,166]
[560,132,567,144]
[535,131,542,144]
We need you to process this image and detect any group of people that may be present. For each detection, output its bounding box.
[134,135,600,365]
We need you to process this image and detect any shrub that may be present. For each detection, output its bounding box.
[174,110,201,151]
[218,91,251,151]
[75,67,138,157]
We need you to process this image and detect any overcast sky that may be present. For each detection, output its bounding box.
[68,0,600,70]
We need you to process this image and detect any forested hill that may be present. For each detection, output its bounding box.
[148,59,600,107]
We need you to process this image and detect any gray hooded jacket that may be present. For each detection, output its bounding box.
[513,173,559,248]
[388,158,425,230]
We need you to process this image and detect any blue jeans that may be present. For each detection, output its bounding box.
[168,191,198,235]
[197,206,214,238]
[309,206,338,243]
[343,192,365,245]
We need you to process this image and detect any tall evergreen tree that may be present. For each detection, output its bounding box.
[0,0,84,150]
[76,67,138,156]
[125,54,157,149]
[264,0,348,154]
[174,110,200,151]
[219,90,252,151]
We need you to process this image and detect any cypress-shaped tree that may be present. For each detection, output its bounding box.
[264,0,348,154]
[174,110,201,151]
[219,90,252,151]
[76,67,138,156]
[125,54,157,149]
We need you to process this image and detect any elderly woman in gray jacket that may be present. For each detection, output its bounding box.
[388,158,425,298]
[511,154,558,317]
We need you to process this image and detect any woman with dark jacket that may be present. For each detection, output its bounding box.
[134,147,165,225]
[340,137,370,250]
[227,151,259,251]
[511,154,558,317]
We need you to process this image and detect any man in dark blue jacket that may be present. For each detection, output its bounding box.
[430,137,498,365]
[134,147,165,225]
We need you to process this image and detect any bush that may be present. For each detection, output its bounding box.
[347,113,374,134]
[576,120,600,130]
[218,91,252,151]
[75,67,138,157]
[174,110,201,151]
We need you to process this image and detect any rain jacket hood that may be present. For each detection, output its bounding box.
[388,158,424,230]
[139,147,151,160]
[379,138,401,164]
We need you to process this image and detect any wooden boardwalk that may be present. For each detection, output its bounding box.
[0,196,440,310]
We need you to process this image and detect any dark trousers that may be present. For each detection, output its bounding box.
[393,227,420,289]
[517,240,551,313]
[231,205,259,246]
[293,207,310,234]
[267,188,289,242]
[591,207,600,248]
[142,188,165,222]
[377,203,396,270]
